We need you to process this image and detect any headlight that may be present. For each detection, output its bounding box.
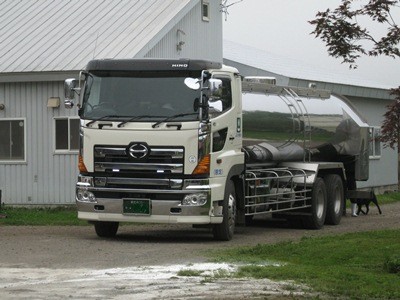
[182,193,208,206]
[78,175,93,186]
[76,188,97,203]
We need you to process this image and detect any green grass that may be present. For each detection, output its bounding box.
[378,191,400,205]
[177,269,204,277]
[344,191,400,208]
[211,229,400,299]
[0,206,87,226]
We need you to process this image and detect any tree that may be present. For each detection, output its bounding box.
[381,89,400,149]
[309,0,400,150]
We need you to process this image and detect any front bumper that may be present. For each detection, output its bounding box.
[75,176,224,224]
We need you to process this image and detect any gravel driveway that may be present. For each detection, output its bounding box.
[1,202,399,299]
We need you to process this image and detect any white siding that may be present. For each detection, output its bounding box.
[348,96,398,189]
[145,1,222,62]
[0,82,78,205]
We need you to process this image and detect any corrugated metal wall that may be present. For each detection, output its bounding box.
[145,1,222,62]
[0,81,78,205]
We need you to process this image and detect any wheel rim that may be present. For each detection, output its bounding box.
[316,189,325,219]
[333,185,341,214]
[228,193,236,233]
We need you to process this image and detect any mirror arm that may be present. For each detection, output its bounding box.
[76,70,87,97]
[199,70,208,121]
[72,87,82,97]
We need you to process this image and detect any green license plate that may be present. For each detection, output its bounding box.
[123,199,151,215]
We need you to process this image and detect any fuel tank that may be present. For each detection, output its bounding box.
[241,80,369,181]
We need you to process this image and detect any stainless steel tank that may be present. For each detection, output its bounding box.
[241,79,369,181]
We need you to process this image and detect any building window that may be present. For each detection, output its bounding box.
[369,127,381,158]
[202,0,210,21]
[55,118,80,152]
[0,119,26,162]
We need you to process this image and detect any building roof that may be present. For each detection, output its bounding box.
[224,40,393,91]
[0,0,196,73]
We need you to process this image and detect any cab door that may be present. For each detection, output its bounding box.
[208,72,243,177]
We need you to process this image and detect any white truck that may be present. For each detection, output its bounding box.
[64,59,369,240]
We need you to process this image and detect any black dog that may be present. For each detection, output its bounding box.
[356,191,382,215]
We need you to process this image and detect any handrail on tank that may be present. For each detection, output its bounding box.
[244,167,311,216]
[283,87,312,162]
[241,77,331,99]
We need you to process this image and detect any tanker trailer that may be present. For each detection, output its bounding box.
[239,77,369,229]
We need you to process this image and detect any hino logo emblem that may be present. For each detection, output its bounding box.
[171,63,188,68]
[127,143,149,159]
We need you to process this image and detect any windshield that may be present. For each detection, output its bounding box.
[81,71,201,122]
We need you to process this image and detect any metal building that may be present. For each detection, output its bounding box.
[0,0,222,205]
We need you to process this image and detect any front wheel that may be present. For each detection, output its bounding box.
[213,180,236,241]
[303,177,327,229]
[94,221,119,238]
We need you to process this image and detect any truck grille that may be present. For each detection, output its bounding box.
[94,145,184,175]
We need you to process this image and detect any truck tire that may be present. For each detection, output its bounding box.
[324,174,344,225]
[303,177,327,229]
[213,180,236,241]
[94,221,119,238]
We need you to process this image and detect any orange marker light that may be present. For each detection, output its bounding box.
[78,155,88,173]
[192,154,210,175]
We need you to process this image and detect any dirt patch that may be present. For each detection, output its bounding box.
[0,263,309,299]
[0,202,399,299]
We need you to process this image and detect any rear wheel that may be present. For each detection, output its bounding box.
[303,177,327,229]
[94,221,119,238]
[213,180,236,241]
[324,174,344,225]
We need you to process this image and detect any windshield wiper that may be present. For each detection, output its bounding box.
[152,113,198,128]
[86,115,125,126]
[117,115,164,128]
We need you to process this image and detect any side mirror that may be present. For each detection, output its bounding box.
[208,78,223,98]
[64,78,78,108]
[184,77,200,90]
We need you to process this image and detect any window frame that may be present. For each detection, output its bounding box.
[53,117,80,154]
[369,126,381,159]
[209,74,233,115]
[202,0,210,22]
[0,118,27,164]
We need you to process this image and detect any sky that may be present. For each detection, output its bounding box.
[222,0,400,87]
